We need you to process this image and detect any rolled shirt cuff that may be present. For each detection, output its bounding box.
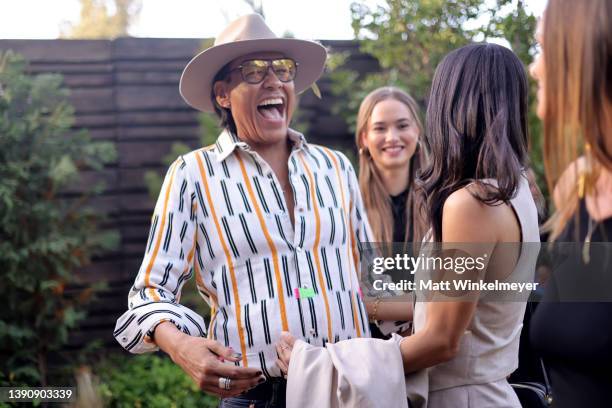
[114,300,207,353]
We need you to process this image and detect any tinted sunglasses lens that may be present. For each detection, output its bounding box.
[241,60,269,83]
[272,59,296,81]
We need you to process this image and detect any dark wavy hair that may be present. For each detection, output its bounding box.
[210,62,238,136]
[416,43,530,242]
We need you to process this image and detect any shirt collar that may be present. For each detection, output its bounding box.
[214,128,309,162]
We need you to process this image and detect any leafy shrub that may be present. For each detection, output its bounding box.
[96,353,218,408]
[0,51,117,386]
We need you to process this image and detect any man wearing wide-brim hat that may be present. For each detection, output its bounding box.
[114,14,374,407]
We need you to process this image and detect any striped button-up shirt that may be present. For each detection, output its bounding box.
[114,129,372,377]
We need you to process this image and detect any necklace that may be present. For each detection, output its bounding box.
[582,215,596,264]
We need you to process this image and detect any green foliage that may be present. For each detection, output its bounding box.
[96,353,218,408]
[0,51,118,386]
[331,0,545,197]
[350,0,482,103]
[198,111,222,147]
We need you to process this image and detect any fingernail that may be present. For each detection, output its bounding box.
[232,352,242,359]
[256,371,263,376]
[258,377,266,383]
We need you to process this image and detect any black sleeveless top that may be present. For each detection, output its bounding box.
[391,188,411,244]
[530,199,612,408]
[369,189,412,340]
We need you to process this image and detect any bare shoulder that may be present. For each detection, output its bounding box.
[442,186,502,242]
[443,185,495,216]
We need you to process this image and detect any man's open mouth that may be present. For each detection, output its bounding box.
[257,97,285,121]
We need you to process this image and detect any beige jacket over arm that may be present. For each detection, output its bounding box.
[286,334,428,408]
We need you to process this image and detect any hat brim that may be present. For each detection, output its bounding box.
[179,38,327,113]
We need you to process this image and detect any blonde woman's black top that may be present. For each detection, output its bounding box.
[530,199,612,408]
[391,189,410,244]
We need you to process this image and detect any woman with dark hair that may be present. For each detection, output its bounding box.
[529,1,612,407]
[397,43,540,407]
[277,43,540,407]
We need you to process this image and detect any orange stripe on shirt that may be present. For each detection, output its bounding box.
[208,305,217,340]
[298,152,334,341]
[235,153,289,332]
[195,151,248,367]
[144,160,180,302]
[319,147,362,338]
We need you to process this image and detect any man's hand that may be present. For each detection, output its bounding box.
[275,331,297,378]
[155,322,264,397]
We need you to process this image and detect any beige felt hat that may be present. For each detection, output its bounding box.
[179,14,327,113]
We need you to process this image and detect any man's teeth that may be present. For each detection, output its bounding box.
[258,98,283,107]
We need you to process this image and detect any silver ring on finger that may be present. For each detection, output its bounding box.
[219,376,232,390]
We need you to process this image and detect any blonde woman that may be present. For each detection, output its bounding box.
[529,1,612,407]
[355,87,425,337]
[357,86,425,246]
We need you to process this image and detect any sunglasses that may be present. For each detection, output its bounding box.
[228,58,298,84]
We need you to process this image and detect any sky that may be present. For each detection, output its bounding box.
[0,0,547,41]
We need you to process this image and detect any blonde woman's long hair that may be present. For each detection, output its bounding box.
[541,0,612,240]
[356,87,425,244]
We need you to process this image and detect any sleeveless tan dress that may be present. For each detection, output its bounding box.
[413,176,540,407]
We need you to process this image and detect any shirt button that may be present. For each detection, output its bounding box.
[298,207,304,213]
[121,336,128,343]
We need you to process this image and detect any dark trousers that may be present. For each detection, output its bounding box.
[219,378,286,408]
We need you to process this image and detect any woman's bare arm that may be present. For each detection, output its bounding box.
[399,187,503,373]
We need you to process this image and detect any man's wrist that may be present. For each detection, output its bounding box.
[154,321,186,357]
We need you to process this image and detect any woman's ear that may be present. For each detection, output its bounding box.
[359,131,369,151]
[214,81,231,109]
